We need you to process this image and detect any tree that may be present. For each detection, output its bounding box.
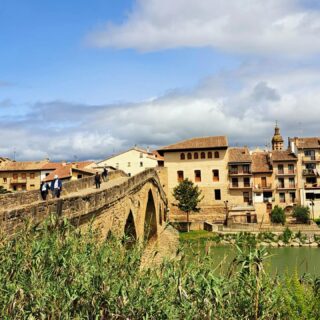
[270,205,286,225]
[173,178,203,232]
[292,206,310,224]
[0,186,10,194]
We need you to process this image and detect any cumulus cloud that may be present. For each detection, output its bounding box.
[86,0,320,56]
[1,64,320,161]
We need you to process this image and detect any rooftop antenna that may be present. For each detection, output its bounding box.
[298,122,303,137]
[13,148,16,161]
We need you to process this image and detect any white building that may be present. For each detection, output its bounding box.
[97,147,159,176]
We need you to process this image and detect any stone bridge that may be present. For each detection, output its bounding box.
[0,169,168,243]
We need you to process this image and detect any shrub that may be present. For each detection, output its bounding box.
[314,218,320,226]
[282,227,293,244]
[270,205,286,225]
[293,206,310,224]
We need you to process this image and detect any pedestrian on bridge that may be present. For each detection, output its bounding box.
[95,172,101,189]
[102,167,108,182]
[51,175,62,198]
[40,180,49,200]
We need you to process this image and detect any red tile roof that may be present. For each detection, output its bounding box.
[0,160,49,171]
[290,137,320,149]
[158,136,228,152]
[228,147,251,163]
[44,164,95,182]
[252,152,273,173]
[271,150,297,162]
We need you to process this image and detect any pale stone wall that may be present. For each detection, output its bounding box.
[98,149,158,176]
[0,169,167,242]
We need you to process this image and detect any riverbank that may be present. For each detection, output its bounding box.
[180,229,320,247]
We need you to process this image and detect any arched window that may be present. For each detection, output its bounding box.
[180,153,185,160]
[187,153,192,160]
[214,151,219,159]
[208,152,213,159]
[201,152,206,159]
[194,152,199,159]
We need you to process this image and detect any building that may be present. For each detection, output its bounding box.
[97,147,158,176]
[0,157,11,166]
[290,137,320,219]
[44,162,95,183]
[157,136,229,222]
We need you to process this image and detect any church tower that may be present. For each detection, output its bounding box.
[272,122,284,151]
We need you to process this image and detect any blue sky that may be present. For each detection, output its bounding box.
[1,0,320,160]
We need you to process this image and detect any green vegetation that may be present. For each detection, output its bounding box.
[0,186,10,194]
[270,205,286,225]
[1,217,320,319]
[173,178,203,232]
[315,218,320,226]
[281,227,293,244]
[293,205,311,224]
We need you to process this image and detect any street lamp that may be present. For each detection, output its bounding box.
[310,199,315,221]
[224,200,229,226]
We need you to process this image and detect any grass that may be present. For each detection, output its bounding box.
[1,216,320,319]
[179,230,218,241]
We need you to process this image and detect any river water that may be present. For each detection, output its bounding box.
[183,239,320,276]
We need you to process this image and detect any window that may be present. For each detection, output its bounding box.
[208,152,213,159]
[230,165,238,174]
[278,178,284,188]
[289,178,295,187]
[13,173,18,180]
[21,173,26,179]
[180,153,185,160]
[128,162,131,167]
[194,170,201,182]
[244,177,250,187]
[45,173,50,176]
[261,177,267,188]
[214,151,219,159]
[140,162,143,167]
[232,178,239,187]
[29,184,35,190]
[305,150,315,160]
[30,173,35,179]
[243,192,250,203]
[3,177,7,183]
[194,152,199,159]
[279,193,285,203]
[306,163,316,169]
[128,173,131,177]
[289,192,296,203]
[116,163,119,169]
[200,152,206,159]
[306,177,317,184]
[278,164,284,174]
[187,153,192,160]
[177,171,184,182]
[288,164,294,173]
[243,165,250,174]
[214,189,221,200]
[306,192,315,200]
[140,153,143,158]
[212,170,219,182]
[77,174,83,179]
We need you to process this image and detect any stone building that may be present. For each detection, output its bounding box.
[290,137,320,219]
[157,136,229,222]
[97,147,158,177]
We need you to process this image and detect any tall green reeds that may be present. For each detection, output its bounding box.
[0,216,319,319]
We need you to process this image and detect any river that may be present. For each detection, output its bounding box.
[182,238,320,276]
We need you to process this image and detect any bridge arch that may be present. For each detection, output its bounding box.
[123,209,137,245]
[143,189,158,241]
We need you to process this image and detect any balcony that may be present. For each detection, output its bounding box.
[228,169,252,176]
[276,170,296,176]
[229,182,252,190]
[302,169,318,176]
[304,183,320,189]
[302,156,320,163]
[276,183,297,190]
[253,183,273,191]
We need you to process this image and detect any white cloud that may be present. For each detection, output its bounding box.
[86,0,320,56]
[2,64,320,161]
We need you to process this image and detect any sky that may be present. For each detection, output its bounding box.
[1,0,320,161]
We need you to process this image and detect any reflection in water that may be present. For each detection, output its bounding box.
[183,240,320,276]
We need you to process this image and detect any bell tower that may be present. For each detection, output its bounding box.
[272,121,284,151]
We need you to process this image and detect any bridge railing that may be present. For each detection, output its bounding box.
[0,170,127,209]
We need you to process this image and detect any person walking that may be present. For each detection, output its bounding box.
[51,175,62,198]
[102,167,108,182]
[40,180,49,200]
[94,172,101,189]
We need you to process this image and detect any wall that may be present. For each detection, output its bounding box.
[0,169,167,240]
[0,170,127,209]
